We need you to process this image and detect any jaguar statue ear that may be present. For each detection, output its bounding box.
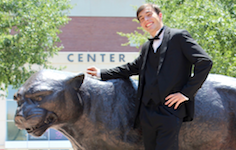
[66,73,85,91]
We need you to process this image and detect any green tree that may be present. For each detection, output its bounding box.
[118,0,236,77]
[0,0,72,89]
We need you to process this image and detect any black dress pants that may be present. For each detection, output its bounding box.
[139,100,183,150]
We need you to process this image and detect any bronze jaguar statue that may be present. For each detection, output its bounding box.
[14,69,236,150]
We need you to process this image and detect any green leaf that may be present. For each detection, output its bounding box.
[0,0,72,89]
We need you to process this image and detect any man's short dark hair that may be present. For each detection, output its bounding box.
[136,4,161,21]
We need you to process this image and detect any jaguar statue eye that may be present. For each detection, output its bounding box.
[34,96,42,101]
[25,90,52,102]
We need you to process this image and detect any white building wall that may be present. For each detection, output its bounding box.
[0,92,6,149]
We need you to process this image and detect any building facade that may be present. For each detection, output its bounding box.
[0,0,144,149]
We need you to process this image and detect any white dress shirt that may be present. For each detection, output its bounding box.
[152,27,165,53]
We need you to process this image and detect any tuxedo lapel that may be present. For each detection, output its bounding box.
[141,41,151,72]
[157,27,170,75]
[138,41,151,89]
[141,41,151,70]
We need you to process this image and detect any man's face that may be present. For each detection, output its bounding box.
[138,6,163,37]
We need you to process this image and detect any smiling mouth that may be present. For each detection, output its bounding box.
[146,22,153,28]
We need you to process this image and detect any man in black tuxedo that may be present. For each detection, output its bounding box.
[87,3,212,150]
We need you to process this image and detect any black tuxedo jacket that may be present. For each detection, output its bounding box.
[101,26,212,125]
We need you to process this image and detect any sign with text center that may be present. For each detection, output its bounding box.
[48,52,139,73]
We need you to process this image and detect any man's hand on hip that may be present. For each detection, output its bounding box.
[165,92,189,109]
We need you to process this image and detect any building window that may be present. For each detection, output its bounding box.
[28,131,49,141]
[49,129,68,140]
[6,121,27,141]
[6,86,27,141]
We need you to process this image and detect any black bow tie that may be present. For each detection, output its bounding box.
[148,27,164,42]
